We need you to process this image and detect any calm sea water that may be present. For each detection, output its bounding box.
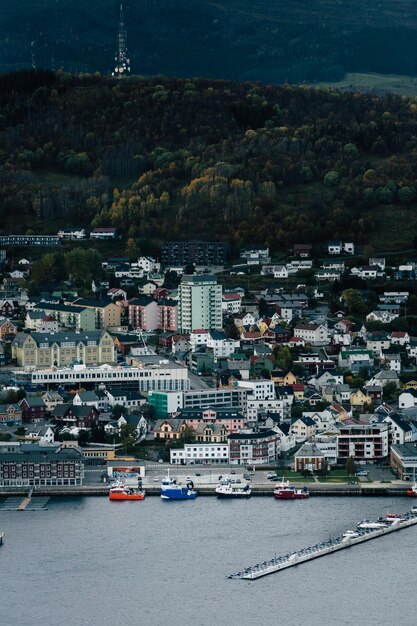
[1,495,416,626]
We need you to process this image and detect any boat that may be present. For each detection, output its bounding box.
[215,480,251,498]
[342,530,360,540]
[406,483,417,497]
[109,482,145,501]
[357,519,388,529]
[160,470,197,500]
[385,513,406,522]
[274,479,310,500]
[411,505,417,514]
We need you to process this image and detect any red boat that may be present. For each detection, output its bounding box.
[274,480,310,500]
[406,483,417,497]
[109,483,145,501]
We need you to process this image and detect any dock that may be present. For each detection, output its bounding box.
[0,495,49,511]
[228,511,417,580]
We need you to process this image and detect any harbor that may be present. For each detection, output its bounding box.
[228,509,417,580]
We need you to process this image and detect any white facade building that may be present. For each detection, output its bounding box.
[178,274,222,333]
[170,443,229,464]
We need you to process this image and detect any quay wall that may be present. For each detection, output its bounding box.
[0,485,411,497]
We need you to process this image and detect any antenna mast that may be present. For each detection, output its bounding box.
[112,3,130,77]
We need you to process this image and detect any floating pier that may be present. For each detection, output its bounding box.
[228,511,417,580]
[0,495,49,511]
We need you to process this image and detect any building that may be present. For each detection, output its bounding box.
[178,274,222,333]
[161,241,229,267]
[170,442,229,465]
[294,442,326,472]
[67,298,121,330]
[52,404,99,429]
[0,235,60,246]
[12,331,115,368]
[390,443,417,480]
[148,391,183,419]
[337,422,389,461]
[33,303,96,332]
[0,442,84,486]
[175,407,247,433]
[23,360,190,393]
[90,228,117,239]
[0,317,17,340]
[294,323,329,345]
[0,403,22,424]
[19,397,46,422]
[228,430,280,465]
[57,228,86,240]
[128,297,159,331]
[158,299,178,332]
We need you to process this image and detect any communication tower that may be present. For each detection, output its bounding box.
[112,3,130,77]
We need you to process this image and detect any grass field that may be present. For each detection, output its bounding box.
[312,72,417,97]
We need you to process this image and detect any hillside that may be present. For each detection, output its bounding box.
[3,1,417,84]
[1,71,417,255]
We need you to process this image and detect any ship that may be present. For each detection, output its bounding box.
[274,479,310,500]
[215,479,251,498]
[160,470,197,500]
[109,482,145,501]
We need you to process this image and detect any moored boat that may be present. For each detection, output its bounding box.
[274,479,310,500]
[109,482,145,501]
[160,470,197,500]
[357,519,388,529]
[406,483,417,497]
[215,480,251,498]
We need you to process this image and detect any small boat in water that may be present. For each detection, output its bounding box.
[215,480,251,498]
[357,519,388,529]
[160,470,197,500]
[109,482,145,501]
[406,483,417,497]
[274,480,310,500]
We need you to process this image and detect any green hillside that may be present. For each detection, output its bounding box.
[3,1,417,84]
[1,70,417,255]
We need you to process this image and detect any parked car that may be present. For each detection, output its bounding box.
[356,470,369,476]
[266,472,278,480]
[243,473,252,480]
[195,472,201,476]
[230,470,236,474]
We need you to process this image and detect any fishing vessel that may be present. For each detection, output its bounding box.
[109,482,145,501]
[274,479,310,500]
[160,470,197,500]
[215,479,251,498]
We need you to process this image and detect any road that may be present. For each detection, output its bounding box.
[187,371,211,390]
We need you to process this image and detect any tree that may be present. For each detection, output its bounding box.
[273,345,292,370]
[78,430,89,446]
[112,404,125,419]
[346,456,355,476]
[383,382,398,400]
[120,424,137,453]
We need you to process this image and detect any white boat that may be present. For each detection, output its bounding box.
[411,506,417,514]
[357,519,388,529]
[342,530,360,539]
[215,480,251,498]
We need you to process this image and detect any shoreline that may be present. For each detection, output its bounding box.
[0,485,412,497]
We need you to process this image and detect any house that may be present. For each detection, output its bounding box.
[170,442,230,465]
[194,423,228,443]
[350,389,372,409]
[398,390,417,409]
[175,407,247,433]
[67,298,121,330]
[137,256,161,274]
[0,403,22,424]
[107,287,127,301]
[24,423,55,444]
[104,388,145,411]
[384,413,414,446]
[366,333,390,355]
[222,293,242,314]
[19,397,46,422]
[153,419,188,441]
[240,246,270,265]
[42,391,64,413]
[0,317,17,340]
[90,228,117,239]
[271,370,297,387]
[294,442,326,472]
[390,331,410,346]
[292,244,312,258]
[294,323,329,346]
[52,404,99,429]
[291,416,317,442]
[73,391,107,412]
[58,228,86,240]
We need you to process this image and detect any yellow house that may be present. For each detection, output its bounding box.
[403,380,417,390]
[272,370,297,386]
[350,389,371,408]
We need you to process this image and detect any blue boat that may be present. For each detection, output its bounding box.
[160,470,198,500]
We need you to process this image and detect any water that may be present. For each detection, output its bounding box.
[1,495,416,626]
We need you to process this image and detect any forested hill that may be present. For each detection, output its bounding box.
[2,70,417,253]
[3,1,417,83]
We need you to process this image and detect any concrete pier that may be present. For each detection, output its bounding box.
[228,512,417,580]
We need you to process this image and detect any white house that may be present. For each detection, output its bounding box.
[222,293,242,314]
[170,443,229,464]
[398,390,417,409]
[190,329,210,351]
[294,323,329,346]
[206,331,240,358]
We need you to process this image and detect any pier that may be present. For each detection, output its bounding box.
[228,511,417,580]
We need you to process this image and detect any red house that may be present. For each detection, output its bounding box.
[19,397,46,422]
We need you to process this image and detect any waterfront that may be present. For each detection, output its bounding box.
[1,496,417,626]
